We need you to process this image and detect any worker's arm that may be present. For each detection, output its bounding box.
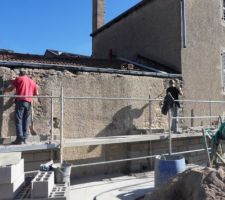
[32,83,39,96]
[36,88,39,96]
[3,85,15,93]
[177,87,183,96]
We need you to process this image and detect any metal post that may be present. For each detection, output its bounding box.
[148,95,152,134]
[209,99,212,128]
[202,129,212,168]
[50,91,54,160]
[168,109,172,155]
[51,91,54,141]
[60,87,64,164]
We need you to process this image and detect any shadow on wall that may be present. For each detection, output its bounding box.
[67,103,149,177]
[88,103,149,152]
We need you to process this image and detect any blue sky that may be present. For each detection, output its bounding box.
[0,0,141,56]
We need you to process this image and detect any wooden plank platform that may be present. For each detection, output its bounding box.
[63,133,203,147]
[0,142,60,153]
[0,132,203,152]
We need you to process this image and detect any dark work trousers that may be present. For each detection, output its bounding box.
[15,101,31,141]
[170,104,179,133]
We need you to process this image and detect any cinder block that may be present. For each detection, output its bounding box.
[29,183,68,200]
[48,183,69,200]
[0,173,24,199]
[0,152,21,166]
[0,159,24,184]
[31,171,54,198]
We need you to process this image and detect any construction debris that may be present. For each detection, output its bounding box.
[0,153,70,200]
[143,167,225,200]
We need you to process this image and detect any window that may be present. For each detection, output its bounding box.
[222,53,225,91]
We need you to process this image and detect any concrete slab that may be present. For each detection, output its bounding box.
[70,172,155,200]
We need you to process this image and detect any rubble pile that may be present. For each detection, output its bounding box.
[144,167,225,200]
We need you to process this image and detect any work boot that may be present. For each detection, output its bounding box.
[23,139,27,144]
[11,138,23,145]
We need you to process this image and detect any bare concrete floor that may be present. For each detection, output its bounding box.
[69,172,155,200]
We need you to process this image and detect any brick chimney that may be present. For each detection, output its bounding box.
[93,0,105,33]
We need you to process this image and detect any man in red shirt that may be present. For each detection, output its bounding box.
[4,70,38,144]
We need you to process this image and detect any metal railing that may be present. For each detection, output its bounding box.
[0,90,224,167]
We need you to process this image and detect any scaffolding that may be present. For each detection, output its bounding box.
[0,89,224,168]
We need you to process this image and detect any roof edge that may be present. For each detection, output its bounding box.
[91,0,151,37]
[0,60,182,79]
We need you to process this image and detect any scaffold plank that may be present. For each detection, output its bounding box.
[63,133,203,147]
[0,142,59,153]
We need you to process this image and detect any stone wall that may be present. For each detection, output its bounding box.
[21,135,206,178]
[0,66,170,174]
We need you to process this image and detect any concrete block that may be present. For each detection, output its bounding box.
[48,183,69,200]
[31,171,54,198]
[0,152,21,166]
[29,183,68,200]
[0,158,24,184]
[0,173,24,199]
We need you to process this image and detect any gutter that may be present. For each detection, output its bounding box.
[0,60,182,79]
[181,0,187,48]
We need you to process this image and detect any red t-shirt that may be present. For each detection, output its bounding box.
[12,75,38,102]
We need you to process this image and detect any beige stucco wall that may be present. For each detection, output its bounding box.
[92,0,182,72]
[182,0,225,126]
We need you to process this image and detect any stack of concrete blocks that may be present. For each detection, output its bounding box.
[31,171,69,200]
[0,152,24,200]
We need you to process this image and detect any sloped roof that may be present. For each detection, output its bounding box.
[0,51,125,69]
[0,50,181,78]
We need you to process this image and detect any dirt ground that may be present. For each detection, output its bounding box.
[143,167,225,200]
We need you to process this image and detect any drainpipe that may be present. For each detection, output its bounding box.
[181,0,187,48]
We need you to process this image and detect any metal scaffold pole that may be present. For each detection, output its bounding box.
[168,109,172,155]
[149,95,152,134]
[60,87,64,164]
[50,91,54,160]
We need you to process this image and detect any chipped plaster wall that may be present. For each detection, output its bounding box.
[182,0,225,127]
[0,67,169,168]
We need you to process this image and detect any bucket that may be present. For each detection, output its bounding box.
[154,155,186,188]
[52,163,72,184]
